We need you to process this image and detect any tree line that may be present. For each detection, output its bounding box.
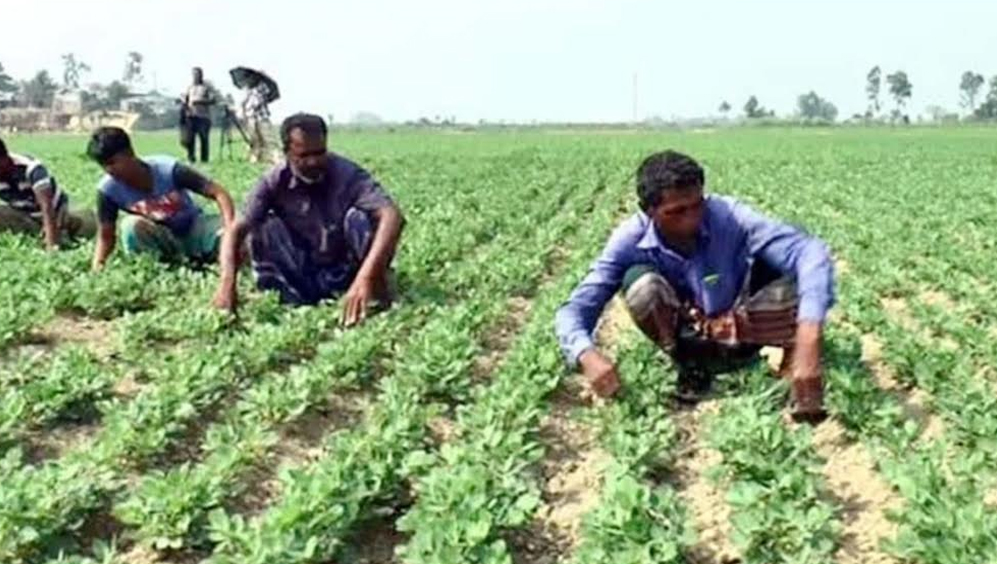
[0,52,153,113]
[0,52,235,129]
[4,56,997,125]
[711,66,994,124]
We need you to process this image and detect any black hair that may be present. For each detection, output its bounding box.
[86,127,133,165]
[0,137,7,158]
[636,150,705,211]
[280,113,327,151]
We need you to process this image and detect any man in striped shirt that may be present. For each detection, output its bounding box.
[554,150,834,422]
[241,83,271,163]
[0,138,95,250]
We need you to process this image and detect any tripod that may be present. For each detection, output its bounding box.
[218,106,252,161]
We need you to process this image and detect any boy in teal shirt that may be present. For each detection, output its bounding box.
[86,127,236,270]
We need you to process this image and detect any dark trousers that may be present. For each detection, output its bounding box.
[187,117,212,163]
[250,210,375,305]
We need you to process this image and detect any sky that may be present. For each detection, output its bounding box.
[2,0,996,123]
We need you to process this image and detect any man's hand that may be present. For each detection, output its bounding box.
[342,274,375,327]
[33,186,59,251]
[790,321,826,423]
[212,286,236,313]
[345,205,404,327]
[214,220,248,314]
[92,223,116,272]
[579,349,621,399]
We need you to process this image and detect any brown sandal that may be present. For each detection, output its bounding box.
[675,368,712,403]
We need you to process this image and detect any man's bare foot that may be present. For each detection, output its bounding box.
[777,346,794,379]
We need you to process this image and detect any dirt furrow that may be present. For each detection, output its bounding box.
[811,419,901,564]
[509,295,629,563]
[227,389,370,519]
[860,333,945,442]
[671,400,738,564]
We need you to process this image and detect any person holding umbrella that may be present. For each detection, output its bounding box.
[242,80,271,163]
[230,67,279,163]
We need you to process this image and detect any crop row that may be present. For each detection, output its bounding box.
[822,321,997,564]
[107,155,606,556]
[569,340,692,564]
[0,348,110,453]
[704,369,838,564]
[204,163,618,564]
[394,185,624,564]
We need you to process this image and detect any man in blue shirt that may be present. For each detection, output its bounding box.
[554,150,834,422]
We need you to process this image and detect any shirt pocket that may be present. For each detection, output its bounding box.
[280,195,311,217]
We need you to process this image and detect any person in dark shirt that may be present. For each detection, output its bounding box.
[213,113,405,326]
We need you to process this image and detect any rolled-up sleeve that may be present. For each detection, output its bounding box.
[342,159,392,213]
[554,222,637,367]
[171,163,211,196]
[27,164,53,192]
[728,199,835,323]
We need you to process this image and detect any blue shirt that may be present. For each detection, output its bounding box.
[96,156,209,235]
[554,195,835,366]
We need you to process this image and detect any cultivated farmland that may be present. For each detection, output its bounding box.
[2,128,996,564]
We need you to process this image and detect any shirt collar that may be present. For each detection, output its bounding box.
[286,157,333,191]
[636,212,662,250]
[287,164,302,190]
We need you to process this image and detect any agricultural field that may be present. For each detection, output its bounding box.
[1,126,997,564]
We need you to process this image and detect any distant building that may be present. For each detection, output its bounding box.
[52,90,85,114]
[120,91,175,116]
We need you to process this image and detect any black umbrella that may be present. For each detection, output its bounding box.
[229,67,280,103]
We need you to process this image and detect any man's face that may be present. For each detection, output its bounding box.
[193,69,203,84]
[101,151,143,185]
[649,186,705,243]
[286,128,328,184]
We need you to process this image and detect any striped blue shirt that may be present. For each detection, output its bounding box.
[554,195,835,366]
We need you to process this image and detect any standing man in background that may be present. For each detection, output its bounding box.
[182,67,215,163]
